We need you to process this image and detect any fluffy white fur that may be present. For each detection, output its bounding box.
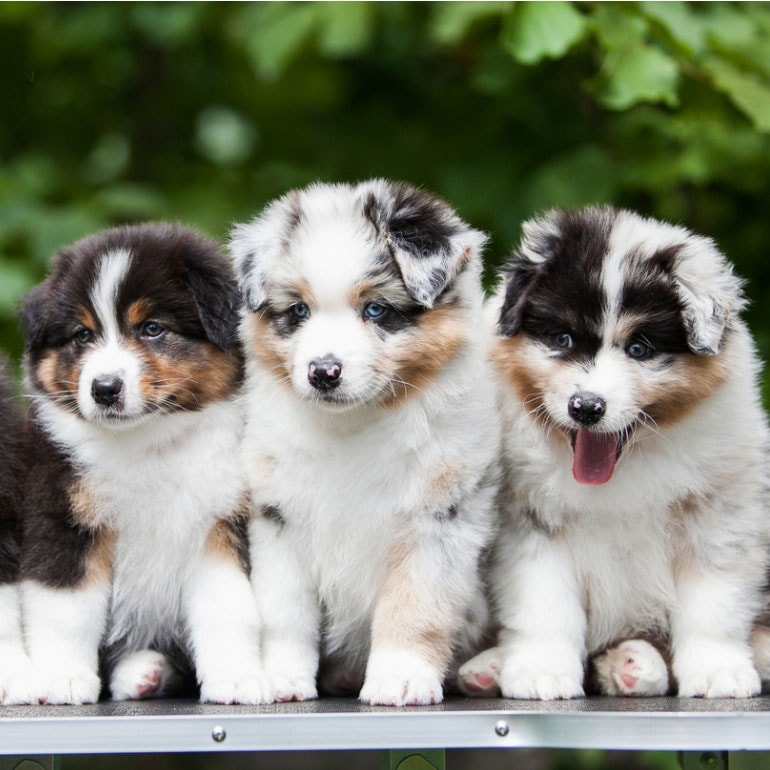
[233,180,500,705]
[24,397,270,704]
[459,208,770,700]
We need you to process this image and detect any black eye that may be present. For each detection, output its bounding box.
[291,302,310,319]
[553,332,573,350]
[363,302,389,320]
[74,328,92,345]
[141,321,165,339]
[627,340,653,360]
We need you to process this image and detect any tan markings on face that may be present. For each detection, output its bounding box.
[244,313,292,389]
[348,279,411,309]
[272,279,317,310]
[611,314,654,346]
[640,354,729,427]
[36,350,80,403]
[379,306,467,408]
[204,508,250,573]
[492,335,548,427]
[126,299,152,328]
[370,536,453,671]
[138,339,241,410]
[77,306,97,331]
[83,528,115,587]
[68,478,101,529]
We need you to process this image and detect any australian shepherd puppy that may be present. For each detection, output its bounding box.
[459,206,770,699]
[0,357,37,704]
[230,180,500,706]
[19,223,270,705]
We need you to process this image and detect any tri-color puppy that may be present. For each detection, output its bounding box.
[231,180,500,706]
[20,223,270,705]
[459,207,770,699]
[0,357,37,704]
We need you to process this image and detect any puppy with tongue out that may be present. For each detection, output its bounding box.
[569,393,619,485]
[458,206,770,701]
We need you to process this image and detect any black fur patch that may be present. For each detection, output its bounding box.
[502,209,614,363]
[262,504,285,527]
[20,419,102,589]
[620,247,691,356]
[264,306,308,339]
[227,510,251,575]
[0,359,22,586]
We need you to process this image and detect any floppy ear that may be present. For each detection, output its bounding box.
[671,236,746,356]
[174,229,243,352]
[18,281,51,353]
[365,181,487,308]
[229,193,302,312]
[498,212,562,337]
[186,268,242,352]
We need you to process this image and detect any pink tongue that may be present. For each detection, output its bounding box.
[572,429,617,485]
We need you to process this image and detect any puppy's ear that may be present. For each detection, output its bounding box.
[177,232,242,352]
[670,236,746,356]
[365,181,487,308]
[230,193,301,312]
[19,281,51,353]
[498,213,562,337]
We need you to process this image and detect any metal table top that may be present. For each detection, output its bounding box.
[1,697,770,754]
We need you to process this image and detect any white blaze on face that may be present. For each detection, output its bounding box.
[77,249,144,422]
[287,215,389,405]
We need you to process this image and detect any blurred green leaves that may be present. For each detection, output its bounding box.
[0,1,769,378]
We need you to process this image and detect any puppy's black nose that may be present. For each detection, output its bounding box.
[568,392,606,425]
[91,375,124,406]
[308,358,342,391]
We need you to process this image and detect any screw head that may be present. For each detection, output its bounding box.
[495,720,510,737]
[212,725,227,743]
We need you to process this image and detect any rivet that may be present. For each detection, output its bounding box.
[212,725,227,743]
[494,720,510,737]
[700,754,718,769]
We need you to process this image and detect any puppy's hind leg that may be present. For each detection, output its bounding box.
[457,646,502,696]
[591,639,669,696]
[109,650,183,701]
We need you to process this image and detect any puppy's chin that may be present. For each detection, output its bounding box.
[75,400,157,431]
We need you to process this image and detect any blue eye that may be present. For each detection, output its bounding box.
[292,302,310,319]
[627,340,653,360]
[554,332,573,350]
[363,302,389,320]
[74,328,92,344]
[141,321,165,338]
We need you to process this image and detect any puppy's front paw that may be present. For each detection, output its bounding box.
[360,650,443,706]
[678,663,760,698]
[593,640,669,696]
[457,647,502,696]
[675,640,761,698]
[498,647,584,700]
[110,650,182,701]
[43,669,101,705]
[200,669,274,705]
[0,656,42,705]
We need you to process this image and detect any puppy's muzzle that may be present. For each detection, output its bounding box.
[308,358,342,391]
[568,392,606,425]
[91,374,124,407]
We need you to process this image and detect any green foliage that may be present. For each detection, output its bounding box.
[1,1,770,399]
